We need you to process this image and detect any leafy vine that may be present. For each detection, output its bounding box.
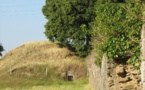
[93,3,142,67]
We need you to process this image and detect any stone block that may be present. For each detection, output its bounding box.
[141,24,145,39]
[141,39,145,61]
[123,85,134,90]
[115,65,126,77]
[141,61,145,82]
[142,83,145,90]
[118,77,131,83]
[130,70,140,75]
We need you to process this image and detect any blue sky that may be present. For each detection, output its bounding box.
[0,0,47,54]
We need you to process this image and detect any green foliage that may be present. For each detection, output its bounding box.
[42,0,96,57]
[42,0,143,66]
[97,0,142,3]
[95,57,102,67]
[93,3,142,66]
[0,44,4,56]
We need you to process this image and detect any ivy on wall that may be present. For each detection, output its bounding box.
[93,3,143,67]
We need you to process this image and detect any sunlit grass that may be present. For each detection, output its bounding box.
[0,41,90,90]
[0,76,92,90]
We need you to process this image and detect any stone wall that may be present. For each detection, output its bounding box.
[87,24,145,90]
[87,53,141,90]
[87,54,109,90]
[86,53,102,90]
[109,62,140,90]
[141,23,145,90]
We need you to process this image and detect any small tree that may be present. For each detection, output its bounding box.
[0,44,4,56]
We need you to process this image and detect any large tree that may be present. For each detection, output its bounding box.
[42,0,96,57]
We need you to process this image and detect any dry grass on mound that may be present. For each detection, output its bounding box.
[0,41,87,79]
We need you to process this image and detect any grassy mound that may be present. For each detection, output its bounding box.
[0,41,88,89]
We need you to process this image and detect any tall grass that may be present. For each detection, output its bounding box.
[0,41,90,90]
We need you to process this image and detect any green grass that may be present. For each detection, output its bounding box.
[0,41,90,90]
[0,76,91,90]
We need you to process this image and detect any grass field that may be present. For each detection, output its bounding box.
[0,41,91,90]
[0,76,91,90]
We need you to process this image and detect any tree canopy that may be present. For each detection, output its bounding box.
[42,0,96,57]
[42,0,144,68]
